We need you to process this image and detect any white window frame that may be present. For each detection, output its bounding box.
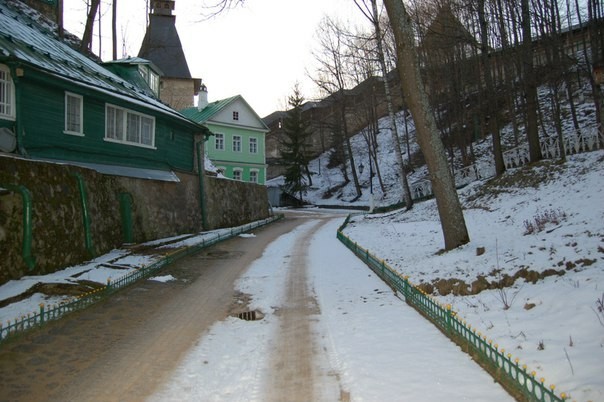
[233,168,242,181]
[215,133,224,150]
[233,135,242,152]
[0,64,15,120]
[249,169,258,183]
[232,111,239,121]
[64,92,84,136]
[249,137,258,154]
[138,64,160,96]
[105,104,155,148]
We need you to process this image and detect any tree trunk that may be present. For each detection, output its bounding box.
[369,0,413,209]
[383,0,469,250]
[342,112,362,199]
[112,0,118,60]
[80,0,101,53]
[521,0,542,162]
[588,0,604,138]
[57,0,64,38]
[478,0,505,176]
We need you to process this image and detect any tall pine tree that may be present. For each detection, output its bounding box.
[280,85,313,204]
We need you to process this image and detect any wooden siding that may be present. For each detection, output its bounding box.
[17,67,197,172]
[206,122,266,184]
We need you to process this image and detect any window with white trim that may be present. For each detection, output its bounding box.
[64,92,83,135]
[249,137,257,154]
[232,111,239,121]
[233,135,241,152]
[233,168,242,181]
[105,104,155,147]
[249,170,258,183]
[215,133,224,150]
[0,65,15,119]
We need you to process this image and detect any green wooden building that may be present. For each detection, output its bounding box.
[181,91,269,184]
[0,1,208,180]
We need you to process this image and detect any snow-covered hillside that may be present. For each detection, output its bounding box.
[276,83,600,210]
[342,149,604,401]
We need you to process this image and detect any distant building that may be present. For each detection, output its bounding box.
[182,88,269,185]
[138,0,201,110]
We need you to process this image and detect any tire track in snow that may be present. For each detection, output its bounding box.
[264,217,344,402]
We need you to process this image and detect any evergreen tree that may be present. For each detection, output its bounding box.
[280,85,313,204]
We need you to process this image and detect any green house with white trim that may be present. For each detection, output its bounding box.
[0,0,209,179]
[181,89,268,184]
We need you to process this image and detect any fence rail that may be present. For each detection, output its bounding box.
[503,127,602,169]
[336,217,568,402]
[0,215,283,345]
[411,128,602,200]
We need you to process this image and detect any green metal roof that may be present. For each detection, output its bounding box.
[180,95,240,123]
[0,1,203,131]
[105,56,164,75]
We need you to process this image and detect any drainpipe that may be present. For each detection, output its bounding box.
[72,173,95,258]
[119,192,134,244]
[0,184,35,270]
[197,141,207,229]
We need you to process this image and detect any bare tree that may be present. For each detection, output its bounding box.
[57,0,64,38]
[200,0,246,18]
[383,0,469,250]
[312,16,363,199]
[80,0,101,53]
[345,37,388,198]
[521,0,543,163]
[580,0,604,137]
[112,0,117,60]
[355,0,414,210]
[476,0,506,175]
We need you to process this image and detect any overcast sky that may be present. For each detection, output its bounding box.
[63,0,369,117]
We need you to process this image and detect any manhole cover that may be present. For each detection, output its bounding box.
[198,250,244,260]
[207,250,229,257]
[236,310,264,321]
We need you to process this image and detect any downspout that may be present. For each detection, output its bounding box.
[196,141,207,229]
[72,173,95,258]
[0,184,35,270]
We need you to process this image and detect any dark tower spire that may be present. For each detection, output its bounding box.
[138,0,191,79]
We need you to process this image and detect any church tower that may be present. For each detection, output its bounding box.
[138,0,201,109]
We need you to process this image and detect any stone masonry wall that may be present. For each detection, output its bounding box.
[204,175,270,230]
[0,156,269,285]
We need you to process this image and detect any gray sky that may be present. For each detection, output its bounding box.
[63,0,367,117]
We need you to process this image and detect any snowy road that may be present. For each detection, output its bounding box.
[0,210,514,401]
[151,211,514,401]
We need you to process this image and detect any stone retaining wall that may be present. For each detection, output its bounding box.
[0,155,269,285]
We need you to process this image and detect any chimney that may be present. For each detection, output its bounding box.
[197,83,208,111]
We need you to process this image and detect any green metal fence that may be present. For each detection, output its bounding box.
[0,215,283,345]
[337,218,568,402]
